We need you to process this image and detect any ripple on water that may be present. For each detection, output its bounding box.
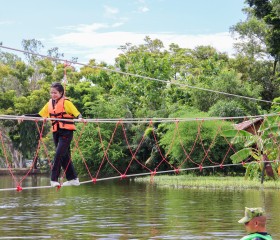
[0,203,19,209]
[23,202,66,207]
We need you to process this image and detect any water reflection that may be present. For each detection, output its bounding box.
[0,175,279,239]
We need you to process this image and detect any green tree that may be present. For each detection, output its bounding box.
[72,95,134,176]
[190,68,261,114]
[230,0,280,106]
[208,100,248,119]
[66,81,104,117]
[159,108,233,172]
[115,36,172,117]
[223,116,280,180]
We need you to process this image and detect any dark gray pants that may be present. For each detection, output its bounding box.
[51,128,77,181]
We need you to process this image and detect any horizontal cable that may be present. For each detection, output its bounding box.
[0,162,264,192]
[0,113,279,123]
[0,45,279,105]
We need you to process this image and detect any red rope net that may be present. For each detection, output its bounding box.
[0,116,278,191]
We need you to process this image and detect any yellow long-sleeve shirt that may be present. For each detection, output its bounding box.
[39,99,81,118]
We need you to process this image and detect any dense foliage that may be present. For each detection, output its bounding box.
[1,1,280,179]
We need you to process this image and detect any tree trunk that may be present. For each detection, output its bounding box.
[261,154,274,184]
[272,59,278,76]
[1,133,22,168]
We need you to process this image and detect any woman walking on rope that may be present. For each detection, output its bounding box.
[25,82,82,187]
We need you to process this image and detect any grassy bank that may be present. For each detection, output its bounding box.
[0,168,48,175]
[134,175,280,190]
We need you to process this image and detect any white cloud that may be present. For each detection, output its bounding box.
[138,6,150,12]
[159,32,235,54]
[112,22,125,28]
[0,21,13,25]
[49,25,235,64]
[135,0,150,13]
[58,23,108,32]
[104,5,119,17]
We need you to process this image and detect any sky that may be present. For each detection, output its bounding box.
[0,0,247,65]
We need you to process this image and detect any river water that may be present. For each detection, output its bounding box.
[0,175,279,239]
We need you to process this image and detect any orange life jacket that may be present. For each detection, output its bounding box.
[48,97,76,132]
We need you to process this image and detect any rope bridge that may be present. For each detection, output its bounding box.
[0,45,279,192]
[0,114,276,192]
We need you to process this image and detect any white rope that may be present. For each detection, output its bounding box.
[0,113,279,123]
[0,162,276,192]
[0,45,278,105]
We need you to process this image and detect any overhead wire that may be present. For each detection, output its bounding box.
[0,113,279,123]
[0,45,279,105]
